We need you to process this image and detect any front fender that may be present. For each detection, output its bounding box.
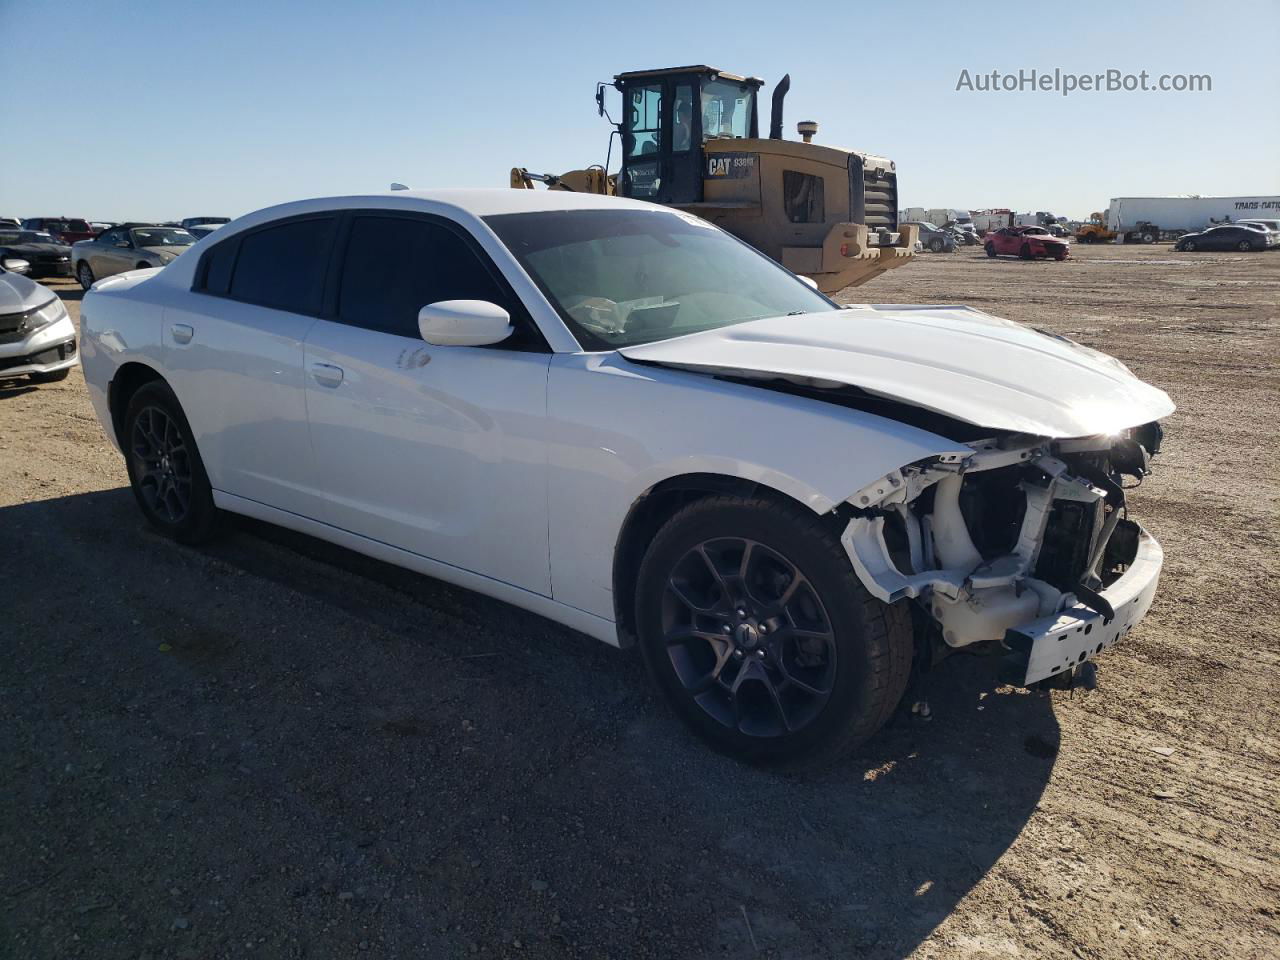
[546,353,968,622]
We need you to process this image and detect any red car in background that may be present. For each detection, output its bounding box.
[985,225,1070,261]
[20,217,97,246]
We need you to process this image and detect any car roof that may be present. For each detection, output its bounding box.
[268,189,663,220]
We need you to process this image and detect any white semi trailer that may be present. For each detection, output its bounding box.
[1107,196,1280,243]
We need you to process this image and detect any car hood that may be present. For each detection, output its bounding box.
[5,242,71,256]
[617,305,1174,438]
[139,245,191,260]
[0,270,56,313]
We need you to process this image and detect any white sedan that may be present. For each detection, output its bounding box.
[79,189,1173,768]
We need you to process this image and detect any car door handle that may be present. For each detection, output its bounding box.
[170,323,194,344]
[310,362,344,387]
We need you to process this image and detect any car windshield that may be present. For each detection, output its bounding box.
[485,208,836,350]
[131,228,196,246]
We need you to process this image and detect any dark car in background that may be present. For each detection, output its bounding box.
[1175,224,1275,252]
[20,217,96,245]
[901,220,956,253]
[71,223,198,289]
[0,229,74,279]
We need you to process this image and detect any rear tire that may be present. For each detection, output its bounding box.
[1140,231,1156,244]
[635,494,913,770]
[1237,240,1253,252]
[76,261,94,290]
[123,381,218,544]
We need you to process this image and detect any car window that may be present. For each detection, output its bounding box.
[199,236,239,295]
[101,229,126,245]
[229,217,335,315]
[336,215,519,340]
[132,227,196,246]
[484,208,835,351]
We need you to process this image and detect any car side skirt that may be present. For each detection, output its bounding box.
[212,491,622,648]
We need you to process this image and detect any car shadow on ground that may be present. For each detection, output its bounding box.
[1,488,1059,959]
[0,381,40,399]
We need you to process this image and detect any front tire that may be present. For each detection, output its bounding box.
[1019,243,1033,260]
[123,381,218,544]
[928,238,944,253]
[985,243,996,258]
[1182,240,1196,251]
[635,495,913,770]
[76,261,94,290]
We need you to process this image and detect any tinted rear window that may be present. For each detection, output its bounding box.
[229,218,335,314]
[200,238,238,295]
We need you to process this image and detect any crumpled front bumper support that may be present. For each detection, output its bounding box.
[1005,525,1163,685]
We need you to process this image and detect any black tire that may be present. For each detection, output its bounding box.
[1019,243,1033,260]
[985,243,996,258]
[1053,248,1068,261]
[29,368,71,383]
[928,237,944,253]
[1140,231,1156,244]
[1182,240,1196,252]
[123,381,218,544]
[1237,240,1253,252]
[635,494,913,770]
[76,261,94,291]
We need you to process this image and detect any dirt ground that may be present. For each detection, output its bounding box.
[2,242,1277,960]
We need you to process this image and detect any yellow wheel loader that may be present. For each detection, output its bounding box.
[1075,212,1117,244]
[511,65,916,295]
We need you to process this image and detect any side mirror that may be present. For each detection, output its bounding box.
[417,300,513,347]
[1,257,31,275]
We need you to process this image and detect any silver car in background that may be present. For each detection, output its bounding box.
[0,263,77,383]
[72,224,198,290]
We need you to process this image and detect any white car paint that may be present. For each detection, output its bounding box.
[618,304,1174,438]
[79,189,1171,690]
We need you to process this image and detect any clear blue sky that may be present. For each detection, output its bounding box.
[2,0,1276,222]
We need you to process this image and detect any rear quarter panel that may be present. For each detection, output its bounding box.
[79,272,169,451]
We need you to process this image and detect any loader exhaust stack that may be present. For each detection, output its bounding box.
[769,74,790,140]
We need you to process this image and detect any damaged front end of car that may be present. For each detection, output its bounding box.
[838,422,1165,687]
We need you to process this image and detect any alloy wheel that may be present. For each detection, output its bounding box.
[661,537,837,738]
[130,405,193,523]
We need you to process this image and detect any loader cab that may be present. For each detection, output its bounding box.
[614,66,762,206]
